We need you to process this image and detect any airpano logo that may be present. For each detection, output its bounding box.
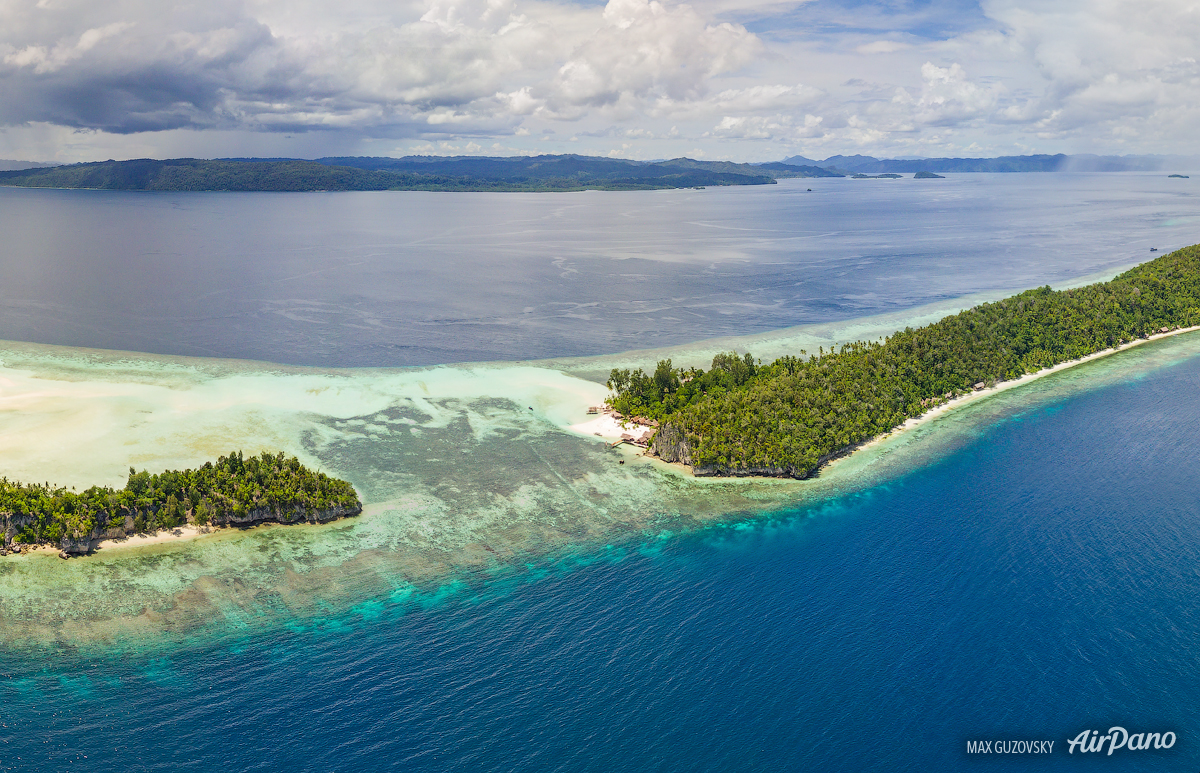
[1067,727,1176,755]
[965,727,1179,758]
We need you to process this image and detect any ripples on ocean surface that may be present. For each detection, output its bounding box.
[0,173,1195,366]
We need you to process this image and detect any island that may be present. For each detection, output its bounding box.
[1,451,362,557]
[0,156,842,193]
[914,171,945,179]
[780,153,1199,174]
[1169,174,1190,178]
[850,173,903,179]
[605,245,1200,478]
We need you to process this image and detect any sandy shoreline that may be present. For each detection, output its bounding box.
[4,525,218,558]
[566,413,653,442]
[858,325,1200,456]
[94,525,215,552]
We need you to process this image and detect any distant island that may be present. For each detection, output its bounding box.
[781,153,1199,174]
[851,173,903,179]
[1,451,362,557]
[605,245,1200,479]
[4,152,1194,192]
[0,155,840,193]
[1169,174,1190,178]
[0,159,57,172]
[914,171,945,179]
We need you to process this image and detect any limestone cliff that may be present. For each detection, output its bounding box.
[650,421,860,480]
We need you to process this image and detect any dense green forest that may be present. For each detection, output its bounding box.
[0,159,400,192]
[608,245,1200,478]
[1,451,361,551]
[317,155,840,183]
[0,155,840,192]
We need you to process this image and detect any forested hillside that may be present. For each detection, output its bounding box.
[605,245,1200,478]
[0,155,838,192]
[0,159,399,191]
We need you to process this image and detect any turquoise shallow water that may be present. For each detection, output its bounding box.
[3,332,1200,771]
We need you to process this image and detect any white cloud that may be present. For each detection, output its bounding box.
[0,0,766,137]
[540,0,763,117]
[4,22,136,74]
[856,40,909,55]
[1,0,1200,159]
[656,83,822,119]
[974,0,1200,143]
[901,62,1000,125]
[711,112,822,139]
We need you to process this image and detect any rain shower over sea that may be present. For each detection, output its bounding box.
[2,173,1199,772]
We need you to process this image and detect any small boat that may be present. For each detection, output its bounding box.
[1151,247,1158,252]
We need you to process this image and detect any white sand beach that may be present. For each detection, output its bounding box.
[857,325,1200,455]
[92,525,214,552]
[566,413,654,442]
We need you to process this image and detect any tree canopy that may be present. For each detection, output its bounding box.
[606,245,1200,477]
[2,451,361,546]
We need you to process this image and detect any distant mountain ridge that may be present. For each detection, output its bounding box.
[780,153,1200,173]
[0,160,58,171]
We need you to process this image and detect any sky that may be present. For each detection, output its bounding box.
[1,0,1198,163]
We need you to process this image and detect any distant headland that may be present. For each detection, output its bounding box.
[782,152,1198,175]
[0,156,838,192]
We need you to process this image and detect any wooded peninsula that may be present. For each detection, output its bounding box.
[1,451,361,557]
[606,245,1200,478]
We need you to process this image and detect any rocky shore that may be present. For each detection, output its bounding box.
[650,423,857,479]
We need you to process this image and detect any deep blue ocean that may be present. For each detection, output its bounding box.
[2,174,1200,771]
[4,341,1200,771]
